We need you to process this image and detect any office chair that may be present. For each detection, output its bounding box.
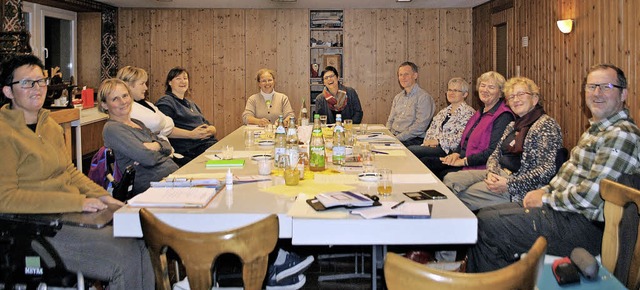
[139,209,279,290]
[384,236,547,290]
[600,175,640,290]
[0,213,85,290]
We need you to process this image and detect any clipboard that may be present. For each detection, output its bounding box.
[306,194,382,211]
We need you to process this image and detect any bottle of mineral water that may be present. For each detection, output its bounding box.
[309,114,325,171]
[332,114,346,165]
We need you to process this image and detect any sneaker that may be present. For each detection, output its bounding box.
[271,250,314,281]
[265,273,306,290]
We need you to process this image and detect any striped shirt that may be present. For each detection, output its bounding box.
[541,109,640,221]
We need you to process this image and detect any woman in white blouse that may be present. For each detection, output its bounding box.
[408,77,475,159]
[117,66,188,165]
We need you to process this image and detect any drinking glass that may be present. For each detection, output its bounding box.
[257,158,271,175]
[244,130,255,148]
[360,150,375,173]
[265,124,275,139]
[344,119,353,131]
[222,145,234,160]
[377,168,393,196]
[359,123,368,135]
[319,115,328,127]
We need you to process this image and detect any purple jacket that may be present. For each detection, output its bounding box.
[460,100,513,170]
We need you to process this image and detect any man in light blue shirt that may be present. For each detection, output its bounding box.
[386,62,435,146]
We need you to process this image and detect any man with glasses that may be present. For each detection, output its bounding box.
[466,64,640,272]
[386,62,435,146]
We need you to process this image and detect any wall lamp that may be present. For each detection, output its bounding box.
[557,19,573,34]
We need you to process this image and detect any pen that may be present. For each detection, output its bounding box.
[391,200,405,209]
[214,154,222,159]
[371,150,389,155]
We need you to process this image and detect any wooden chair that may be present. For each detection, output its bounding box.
[139,209,279,290]
[384,236,547,290]
[600,177,640,290]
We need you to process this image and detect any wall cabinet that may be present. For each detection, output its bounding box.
[309,10,343,115]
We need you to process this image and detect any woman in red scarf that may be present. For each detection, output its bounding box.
[314,66,363,124]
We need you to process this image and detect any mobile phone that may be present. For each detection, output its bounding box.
[420,190,447,199]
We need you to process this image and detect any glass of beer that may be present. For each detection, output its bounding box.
[377,168,392,196]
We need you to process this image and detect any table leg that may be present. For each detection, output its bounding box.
[371,245,387,289]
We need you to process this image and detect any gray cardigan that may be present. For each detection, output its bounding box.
[103,119,179,195]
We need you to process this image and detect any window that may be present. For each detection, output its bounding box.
[22,2,77,82]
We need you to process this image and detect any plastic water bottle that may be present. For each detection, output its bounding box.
[332,114,346,165]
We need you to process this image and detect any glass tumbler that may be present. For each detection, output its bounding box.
[244,130,255,148]
[377,168,393,196]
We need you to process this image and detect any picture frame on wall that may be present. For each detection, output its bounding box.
[322,54,341,74]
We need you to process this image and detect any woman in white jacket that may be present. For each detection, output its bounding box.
[117,66,187,165]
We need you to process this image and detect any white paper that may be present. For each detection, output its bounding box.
[392,174,438,184]
[350,201,430,219]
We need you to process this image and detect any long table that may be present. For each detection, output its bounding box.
[113,125,477,288]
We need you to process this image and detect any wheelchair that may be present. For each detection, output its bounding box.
[0,213,85,290]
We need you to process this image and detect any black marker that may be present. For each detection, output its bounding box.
[391,200,405,209]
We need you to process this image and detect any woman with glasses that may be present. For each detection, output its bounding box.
[242,68,294,127]
[0,55,154,289]
[443,77,562,211]
[421,71,514,180]
[314,66,363,124]
[408,77,475,160]
[156,67,218,161]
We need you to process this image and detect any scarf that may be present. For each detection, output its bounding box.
[507,104,545,154]
[322,87,348,111]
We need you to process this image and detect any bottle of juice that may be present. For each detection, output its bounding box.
[332,114,346,165]
[286,116,299,166]
[309,114,325,171]
[274,115,286,166]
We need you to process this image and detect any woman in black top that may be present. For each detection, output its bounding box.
[156,67,217,161]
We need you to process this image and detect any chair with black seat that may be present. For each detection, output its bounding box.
[139,208,278,290]
[384,236,547,290]
[600,175,640,290]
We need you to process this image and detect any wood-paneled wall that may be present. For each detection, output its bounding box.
[473,0,640,149]
[118,8,472,138]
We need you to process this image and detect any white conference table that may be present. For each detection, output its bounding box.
[113,125,477,288]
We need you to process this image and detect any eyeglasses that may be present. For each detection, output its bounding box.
[447,89,465,93]
[323,74,337,80]
[584,83,624,92]
[506,91,532,102]
[7,78,49,89]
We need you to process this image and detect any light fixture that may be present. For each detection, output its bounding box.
[396,0,412,2]
[557,19,573,34]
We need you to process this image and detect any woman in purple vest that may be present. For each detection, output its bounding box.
[422,71,514,179]
[443,77,562,211]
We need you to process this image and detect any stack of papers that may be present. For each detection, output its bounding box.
[350,201,430,219]
[127,187,218,208]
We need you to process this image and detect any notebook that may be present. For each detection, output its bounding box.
[127,187,220,208]
[205,159,245,168]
